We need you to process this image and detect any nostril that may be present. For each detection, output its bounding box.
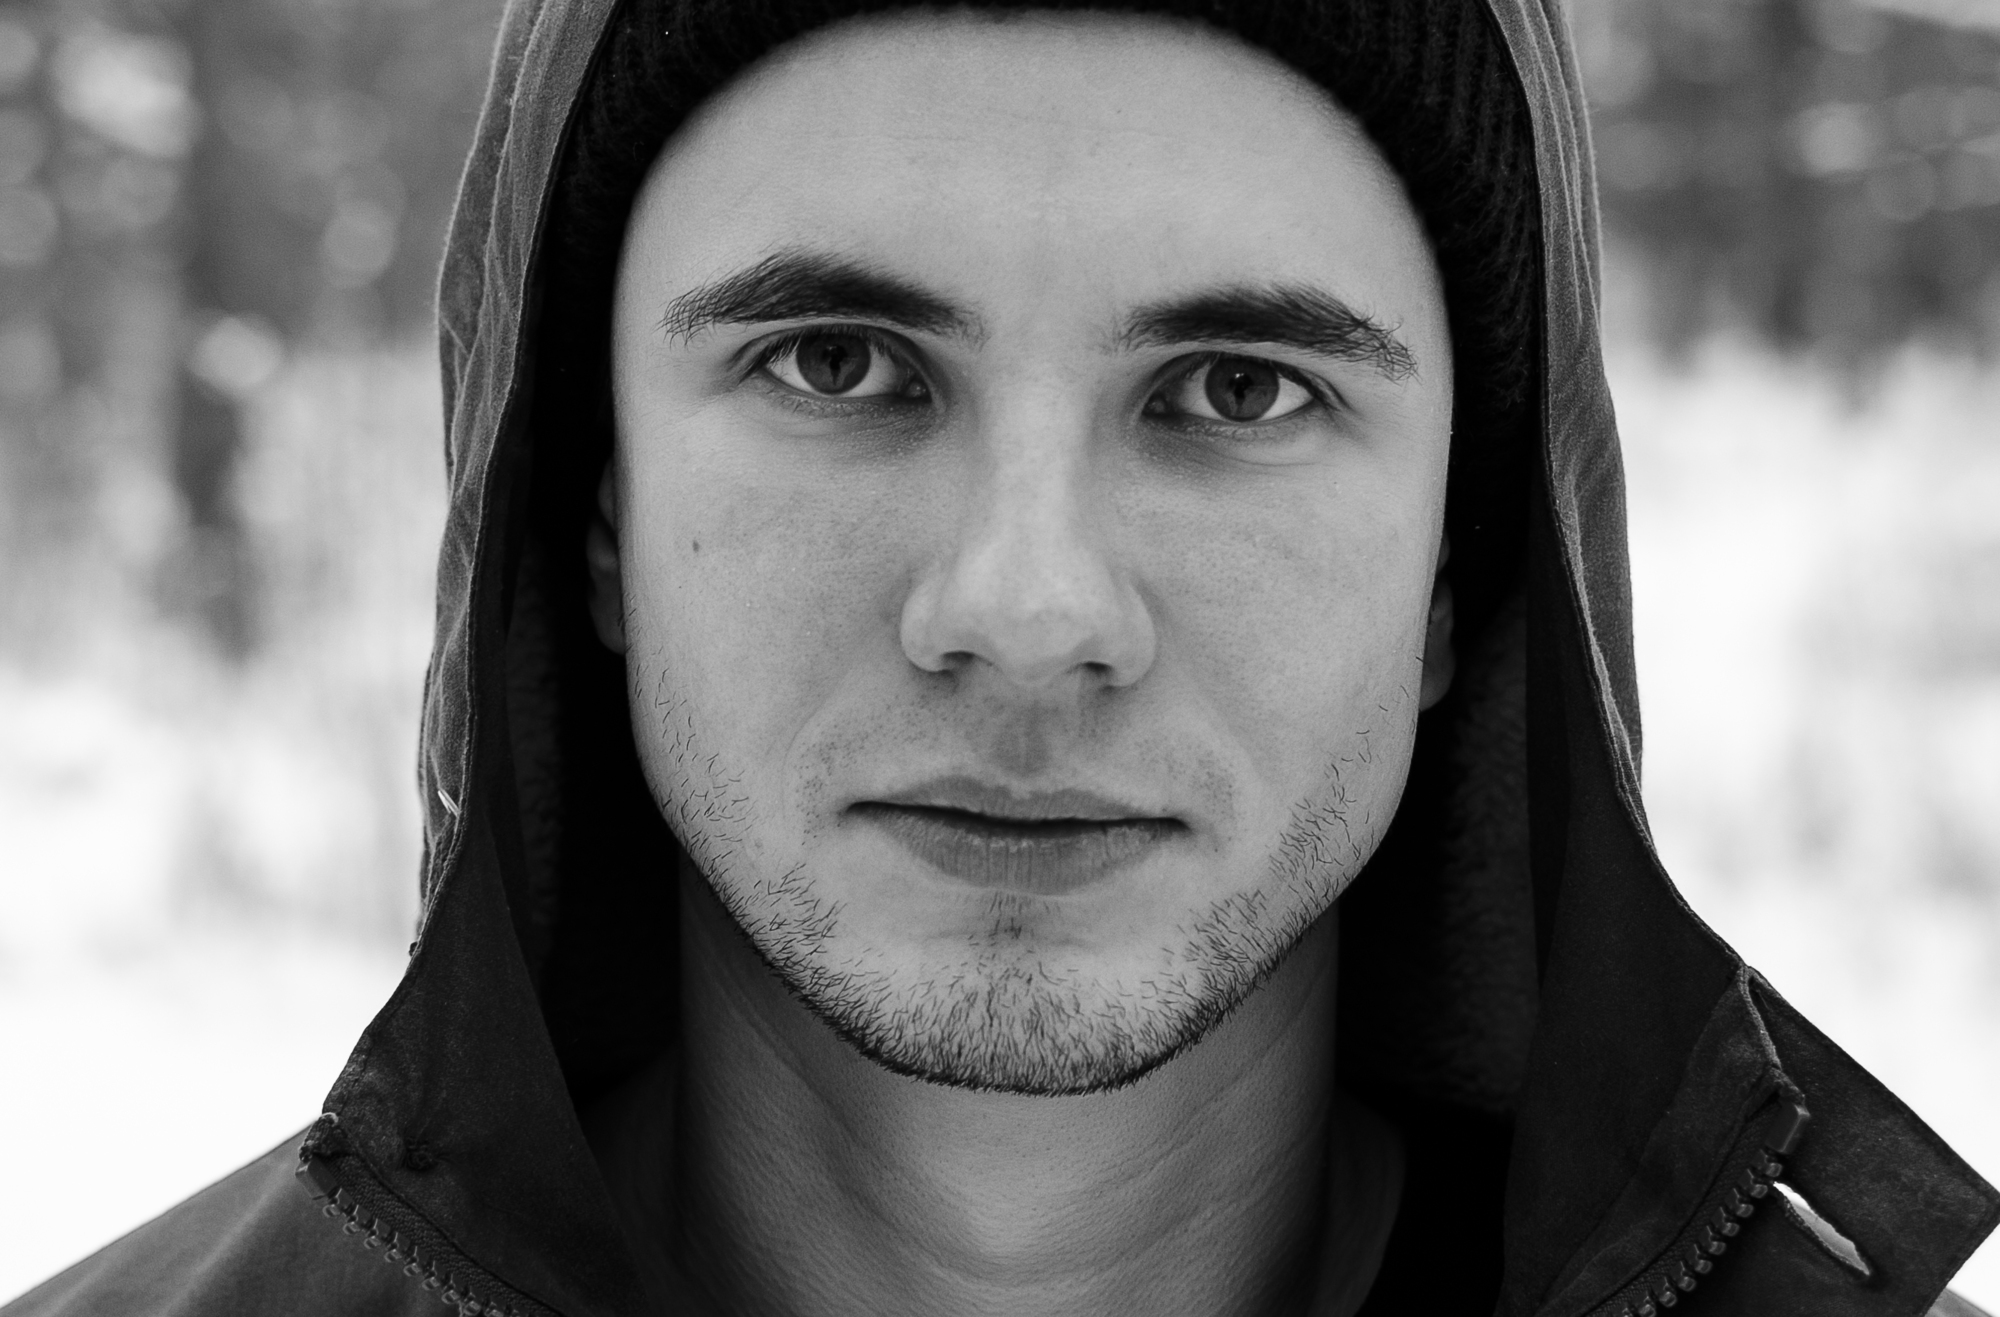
[899,509,1156,688]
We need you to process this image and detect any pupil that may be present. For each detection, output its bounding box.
[1204,357,1279,421]
[798,333,872,394]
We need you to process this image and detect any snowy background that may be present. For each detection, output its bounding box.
[3,0,1999,1306]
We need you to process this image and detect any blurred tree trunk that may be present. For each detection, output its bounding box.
[0,1,189,660]
[0,0,493,658]
[1577,0,2000,363]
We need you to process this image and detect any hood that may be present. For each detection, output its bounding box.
[296,1,2000,1314]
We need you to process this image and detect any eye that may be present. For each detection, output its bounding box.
[760,330,929,401]
[1151,355,1318,423]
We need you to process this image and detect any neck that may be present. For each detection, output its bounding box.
[644,864,1376,1317]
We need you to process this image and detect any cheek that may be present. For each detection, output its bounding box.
[617,418,929,765]
[1117,470,1435,804]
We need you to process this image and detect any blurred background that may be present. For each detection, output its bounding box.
[0,0,1996,1302]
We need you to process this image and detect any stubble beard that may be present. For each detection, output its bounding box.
[642,672,1389,1097]
[672,800,1378,1099]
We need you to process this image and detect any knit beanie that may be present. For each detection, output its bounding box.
[535,0,1541,645]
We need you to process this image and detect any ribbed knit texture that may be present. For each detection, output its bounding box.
[541,0,1541,639]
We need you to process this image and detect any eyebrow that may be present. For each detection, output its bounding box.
[1118,285,1418,383]
[660,249,984,345]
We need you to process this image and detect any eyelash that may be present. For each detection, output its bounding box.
[747,326,928,401]
[742,330,1335,425]
[1148,352,1337,423]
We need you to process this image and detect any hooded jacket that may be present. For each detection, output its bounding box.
[8,1,1996,1314]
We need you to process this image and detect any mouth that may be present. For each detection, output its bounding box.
[849,778,1186,896]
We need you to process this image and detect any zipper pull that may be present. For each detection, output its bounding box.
[296,1110,348,1201]
[1763,1096,1810,1157]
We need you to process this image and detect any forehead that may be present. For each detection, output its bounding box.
[624,9,1438,337]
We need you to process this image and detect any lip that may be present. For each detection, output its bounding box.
[851,777,1185,896]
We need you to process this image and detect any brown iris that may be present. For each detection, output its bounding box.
[794,331,874,394]
[1203,357,1282,420]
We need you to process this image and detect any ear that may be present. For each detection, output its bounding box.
[1419,532,1455,712]
[585,460,628,655]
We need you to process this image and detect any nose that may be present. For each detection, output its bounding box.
[899,407,1156,692]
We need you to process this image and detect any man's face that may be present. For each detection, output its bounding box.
[605,10,1453,1094]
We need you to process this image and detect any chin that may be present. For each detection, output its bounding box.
[710,852,1327,1096]
[796,948,1236,1096]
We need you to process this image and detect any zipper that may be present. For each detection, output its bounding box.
[1585,1095,1811,1317]
[299,1094,1807,1317]
[296,1113,561,1317]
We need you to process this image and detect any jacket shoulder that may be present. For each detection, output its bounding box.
[2,1131,431,1317]
[1935,1292,1995,1317]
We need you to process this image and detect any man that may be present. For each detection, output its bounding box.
[7,1,1995,1315]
